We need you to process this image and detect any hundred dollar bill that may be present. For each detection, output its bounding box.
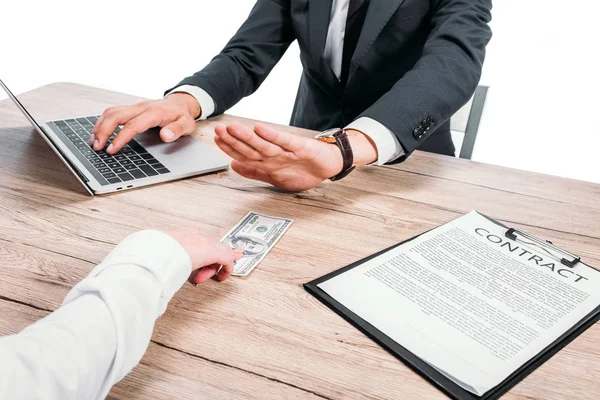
[221,212,293,277]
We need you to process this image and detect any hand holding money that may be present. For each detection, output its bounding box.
[169,212,292,285]
[222,212,293,277]
[168,228,244,285]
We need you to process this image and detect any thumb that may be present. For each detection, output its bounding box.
[160,116,196,143]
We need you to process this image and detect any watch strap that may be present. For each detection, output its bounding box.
[330,130,355,181]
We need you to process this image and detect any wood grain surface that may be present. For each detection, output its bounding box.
[0,82,598,400]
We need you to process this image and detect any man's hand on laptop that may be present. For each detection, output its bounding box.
[91,93,201,155]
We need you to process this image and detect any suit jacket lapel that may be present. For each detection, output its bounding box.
[348,0,406,82]
[308,0,334,64]
[308,0,343,92]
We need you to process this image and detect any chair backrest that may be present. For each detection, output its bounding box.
[450,85,489,159]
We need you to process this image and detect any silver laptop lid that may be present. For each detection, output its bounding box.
[0,79,93,195]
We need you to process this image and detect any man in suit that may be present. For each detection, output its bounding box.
[92,0,492,191]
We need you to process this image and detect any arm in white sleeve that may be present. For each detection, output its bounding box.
[0,230,192,400]
[346,117,406,165]
[165,85,216,120]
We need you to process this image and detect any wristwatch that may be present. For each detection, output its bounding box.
[315,128,355,181]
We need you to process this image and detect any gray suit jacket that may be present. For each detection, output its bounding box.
[167,0,492,161]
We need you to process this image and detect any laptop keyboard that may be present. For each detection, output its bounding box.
[49,116,170,185]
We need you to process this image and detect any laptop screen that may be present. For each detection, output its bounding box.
[0,78,94,195]
[0,78,47,134]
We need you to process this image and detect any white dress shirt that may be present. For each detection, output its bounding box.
[167,0,405,165]
[0,230,192,400]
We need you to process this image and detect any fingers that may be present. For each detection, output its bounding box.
[226,122,284,157]
[92,105,144,151]
[214,123,263,160]
[93,99,198,154]
[231,160,278,186]
[211,244,242,282]
[215,248,244,281]
[190,264,219,285]
[254,123,304,152]
[215,261,234,282]
[108,113,160,154]
[212,242,242,269]
[214,135,246,161]
[190,246,243,285]
[160,115,196,143]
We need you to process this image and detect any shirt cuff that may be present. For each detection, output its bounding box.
[165,85,216,120]
[345,117,405,165]
[70,230,192,315]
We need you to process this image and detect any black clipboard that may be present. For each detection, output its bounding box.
[304,212,600,400]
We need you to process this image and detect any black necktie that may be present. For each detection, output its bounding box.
[340,0,369,85]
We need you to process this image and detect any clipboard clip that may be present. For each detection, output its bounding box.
[505,228,581,268]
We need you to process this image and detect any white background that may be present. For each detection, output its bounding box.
[1,0,598,183]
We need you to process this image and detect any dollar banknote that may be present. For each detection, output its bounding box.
[221,212,293,277]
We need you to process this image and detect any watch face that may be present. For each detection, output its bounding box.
[315,128,343,139]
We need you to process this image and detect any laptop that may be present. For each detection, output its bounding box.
[0,79,229,195]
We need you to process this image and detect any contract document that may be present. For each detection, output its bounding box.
[314,211,600,397]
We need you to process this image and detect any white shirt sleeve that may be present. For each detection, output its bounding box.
[345,117,406,165]
[165,85,216,120]
[0,230,192,400]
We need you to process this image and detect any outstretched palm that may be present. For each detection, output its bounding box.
[213,122,343,191]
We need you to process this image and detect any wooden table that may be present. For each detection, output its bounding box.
[1,83,599,400]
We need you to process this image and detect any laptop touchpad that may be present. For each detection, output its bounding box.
[135,128,227,173]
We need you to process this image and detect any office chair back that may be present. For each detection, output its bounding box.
[450,85,489,159]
